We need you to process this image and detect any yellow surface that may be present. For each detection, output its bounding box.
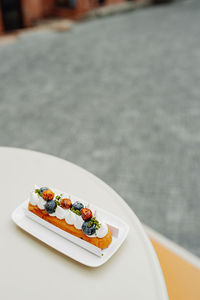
[151,238,200,300]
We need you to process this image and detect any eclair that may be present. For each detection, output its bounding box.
[28,186,112,250]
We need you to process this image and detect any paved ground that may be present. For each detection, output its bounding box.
[0,0,200,256]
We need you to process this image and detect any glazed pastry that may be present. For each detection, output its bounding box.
[28,186,112,250]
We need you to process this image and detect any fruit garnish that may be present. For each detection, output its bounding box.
[72,201,84,211]
[60,198,72,209]
[82,220,96,235]
[35,187,48,197]
[81,208,93,221]
[44,200,57,214]
[39,187,48,193]
[42,189,54,201]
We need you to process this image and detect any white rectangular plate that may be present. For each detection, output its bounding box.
[12,200,129,267]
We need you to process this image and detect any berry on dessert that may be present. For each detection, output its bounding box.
[39,187,48,194]
[81,208,93,221]
[82,220,96,235]
[72,201,84,211]
[42,189,54,201]
[45,200,57,214]
[60,198,72,209]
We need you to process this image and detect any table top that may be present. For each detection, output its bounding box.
[0,147,168,300]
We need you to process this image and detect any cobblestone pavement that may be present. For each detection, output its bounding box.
[0,0,200,256]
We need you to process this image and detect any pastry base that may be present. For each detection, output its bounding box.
[28,203,112,250]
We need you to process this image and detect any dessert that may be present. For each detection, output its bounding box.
[28,186,112,250]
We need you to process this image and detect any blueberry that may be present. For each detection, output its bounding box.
[82,221,96,235]
[45,200,57,214]
[39,187,48,193]
[72,201,84,211]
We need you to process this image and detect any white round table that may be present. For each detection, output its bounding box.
[0,147,168,300]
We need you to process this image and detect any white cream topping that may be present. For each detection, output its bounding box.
[55,206,66,220]
[30,192,39,206]
[65,210,76,225]
[37,197,46,210]
[74,214,84,230]
[49,212,56,216]
[96,223,108,238]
